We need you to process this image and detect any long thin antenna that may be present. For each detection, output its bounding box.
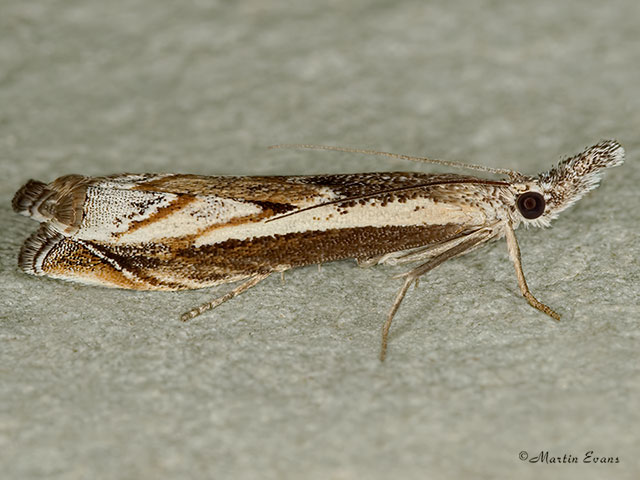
[268,144,522,180]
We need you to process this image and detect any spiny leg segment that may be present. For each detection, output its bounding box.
[178,223,558,359]
[181,273,272,321]
[380,231,494,361]
[504,221,560,321]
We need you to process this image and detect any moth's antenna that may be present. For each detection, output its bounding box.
[268,144,523,180]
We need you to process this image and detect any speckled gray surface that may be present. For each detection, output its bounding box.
[1,1,639,479]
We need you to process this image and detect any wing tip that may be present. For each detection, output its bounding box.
[18,224,65,275]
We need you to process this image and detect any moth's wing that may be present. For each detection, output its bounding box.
[13,172,492,242]
[12,173,318,242]
[17,222,257,290]
[14,172,506,291]
[17,222,480,292]
[17,223,154,289]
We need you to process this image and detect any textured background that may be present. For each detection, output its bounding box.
[1,1,639,479]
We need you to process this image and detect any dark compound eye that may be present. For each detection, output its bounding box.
[517,191,545,219]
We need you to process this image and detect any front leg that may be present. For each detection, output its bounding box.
[504,221,560,321]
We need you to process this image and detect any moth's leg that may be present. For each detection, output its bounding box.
[381,275,417,361]
[180,272,272,321]
[380,231,493,361]
[504,221,560,321]
[357,255,383,268]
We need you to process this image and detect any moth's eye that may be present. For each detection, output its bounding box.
[516,192,545,219]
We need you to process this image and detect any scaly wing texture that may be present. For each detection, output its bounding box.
[14,172,507,290]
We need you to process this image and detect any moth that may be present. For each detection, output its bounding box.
[12,140,624,360]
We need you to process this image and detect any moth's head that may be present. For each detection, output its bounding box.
[511,140,624,228]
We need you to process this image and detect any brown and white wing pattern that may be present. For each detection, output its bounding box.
[13,172,509,290]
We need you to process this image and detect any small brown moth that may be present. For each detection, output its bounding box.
[12,140,624,360]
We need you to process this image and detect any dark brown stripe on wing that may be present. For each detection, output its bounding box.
[116,194,198,237]
[31,223,475,290]
[300,172,509,197]
[65,224,468,289]
[193,224,467,270]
